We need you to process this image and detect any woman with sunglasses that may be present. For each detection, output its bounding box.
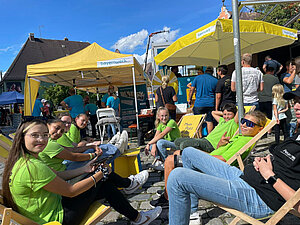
[2,120,162,225]
[167,111,268,224]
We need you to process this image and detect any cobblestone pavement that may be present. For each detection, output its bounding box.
[0,135,299,224]
[97,135,300,225]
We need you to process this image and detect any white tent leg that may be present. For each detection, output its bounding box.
[28,78,33,115]
[132,67,140,130]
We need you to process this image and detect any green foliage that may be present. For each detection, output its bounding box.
[41,85,102,109]
[253,3,300,30]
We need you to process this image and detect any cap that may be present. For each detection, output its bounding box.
[283,87,300,100]
[41,99,47,103]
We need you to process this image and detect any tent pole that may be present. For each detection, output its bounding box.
[232,0,244,134]
[132,66,140,131]
[28,77,33,115]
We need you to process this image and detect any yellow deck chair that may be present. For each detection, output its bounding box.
[177,114,206,138]
[219,188,300,225]
[8,133,15,139]
[0,134,12,163]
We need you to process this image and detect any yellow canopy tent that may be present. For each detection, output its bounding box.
[154,19,298,67]
[25,42,146,129]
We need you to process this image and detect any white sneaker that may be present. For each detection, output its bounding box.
[151,160,164,171]
[123,170,149,194]
[132,206,162,225]
[109,132,120,145]
[189,211,202,225]
[115,130,128,154]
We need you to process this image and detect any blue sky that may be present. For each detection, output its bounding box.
[0,0,231,72]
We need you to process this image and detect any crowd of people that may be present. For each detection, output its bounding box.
[2,55,300,225]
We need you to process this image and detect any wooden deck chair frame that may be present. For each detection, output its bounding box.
[214,120,300,225]
[177,114,206,138]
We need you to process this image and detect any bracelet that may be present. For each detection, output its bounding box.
[91,175,97,188]
[89,153,93,160]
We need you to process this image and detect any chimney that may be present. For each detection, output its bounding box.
[64,37,69,41]
[29,33,35,42]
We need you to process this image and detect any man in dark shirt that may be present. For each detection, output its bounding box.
[263,55,283,76]
[171,66,182,78]
[215,65,236,110]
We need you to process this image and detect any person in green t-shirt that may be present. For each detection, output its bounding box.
[145,107,181,170]
[174,103,239,152]
[38,118,102,172]
[150,111,267,209]
[3,120,162,225]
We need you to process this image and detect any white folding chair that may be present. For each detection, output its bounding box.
[96,108,121,143]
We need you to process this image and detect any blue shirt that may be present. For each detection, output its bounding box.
[282,73,294,93]
[84,103,98,115]
[63,95,84,118]
[32,99,43,117]
[191,73,218,107]
[106,96,120,113]
[101,93,109,104]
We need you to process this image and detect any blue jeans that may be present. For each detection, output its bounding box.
[65,145,121,170]
[150,139,176,161]
[167,148,274,225]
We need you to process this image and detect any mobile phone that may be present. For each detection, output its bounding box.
[92,155,113,166]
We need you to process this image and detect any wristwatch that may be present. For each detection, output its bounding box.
[265,175,278,185]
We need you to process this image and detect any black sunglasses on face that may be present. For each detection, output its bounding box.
[240,118,260,128]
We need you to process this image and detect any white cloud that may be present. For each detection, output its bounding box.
[0,46,12,52]
[134,50,153,65]
[112,27,180,54]
[151,26,180,44]
[112,29,148,52]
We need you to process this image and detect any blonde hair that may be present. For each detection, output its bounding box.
[161,76,170,89]
[242,53,252,65]
[272,84,286,108]
[155,107,169,127]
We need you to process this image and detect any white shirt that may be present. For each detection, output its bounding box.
[231,67,264,103]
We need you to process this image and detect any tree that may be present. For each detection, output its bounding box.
[253,3,300,30]
[41,85,101,109]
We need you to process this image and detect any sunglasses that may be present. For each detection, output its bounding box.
[240,118,260,128]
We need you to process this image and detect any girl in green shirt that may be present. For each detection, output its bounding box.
[145,107,180,170]
[3,120,162,225]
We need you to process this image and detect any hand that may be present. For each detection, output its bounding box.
[217,132,230,148]
[253,155,275,180]
[67,107,72,111]
[150,146,156,157]
[83,157,98,173]
[276,118,280,124]
[94,146,103,156]
[90,141,101,146]
[188,100,192,105]
[144,144,149,156]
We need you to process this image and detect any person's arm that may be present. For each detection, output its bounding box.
[276,64,283,75]
[145,129,161,151]
[211,110,223,123]
[187,82,192,89]
[155,93,159,104]
[253,155,300,213]
[172,94,178,102]
[148,124,174,146]
[262,64,267,73]
[44,162,108,198]
[278,102,289,114]
[216,132,230,148]
[55,148,97,161]
[283,70,296,84]
[215,93,222,111]
[60,100,71,111]
[188,87,195,105]
[212,155,226,162]
[259,81,264,92]
[231,81,236,92]
[273,104,280,124]
[118,103,121,116]
[65,145,102,155]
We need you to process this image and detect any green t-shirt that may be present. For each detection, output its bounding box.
[157,119,181,142]
[205,117,239,149]
[39,139,66,172]
[210,134,254,162]
[66,124,81,144]
[10,154,63,224]
[57,133,74,148]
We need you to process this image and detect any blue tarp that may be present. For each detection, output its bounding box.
[0,91,24,105]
